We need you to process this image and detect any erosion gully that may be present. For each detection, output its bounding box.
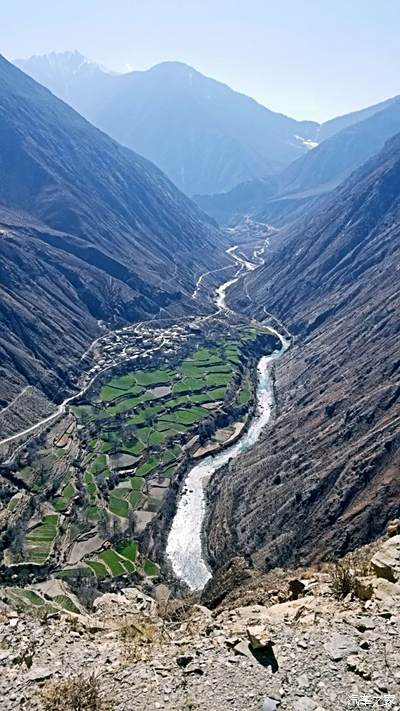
[166,242,290,591]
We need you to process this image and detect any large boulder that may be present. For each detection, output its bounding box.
[371,535,400,582]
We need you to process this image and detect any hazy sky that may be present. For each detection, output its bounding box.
[2,0,400,121]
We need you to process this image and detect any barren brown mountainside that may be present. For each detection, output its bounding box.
[205,133,400,572]
[0,56,225,411]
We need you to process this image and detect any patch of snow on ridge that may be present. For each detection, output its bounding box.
[295,135,319,149]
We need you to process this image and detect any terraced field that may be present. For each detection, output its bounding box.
[3,326,272,594]
[25,515,59,564]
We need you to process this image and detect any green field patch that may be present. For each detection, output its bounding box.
[107,373,138,390]
[100,385,127,402]
[131,476,145,491]
[180,362,207,377]
[55,567,93,579]
[87,505,100,520]
[148,430,165,446]
[105,396,144,416]
[20,589,45,606]
[163,408,207,426]
[25,515,58,564]
[126,411,146,426]
[136,455,162,477]
[90,454,107,474]
[161,445,181,462]
[134,369,173,386]
[121,439,145,456]
[116,541,138,561]
[85,560,108,578]
[173,377,205,394]
[52,481,75,512]
[121,558,135,573]
[71,405,95,420]
[238,381,251,405]
[160,465,177,478]
[191,393,211,404]
[100,440,113,453]
[206,372,231,387]
[98,550,126,576]
[53,595,80,614]
[204,387,227,400]
[192,348,214,361]
[143,559,160,577]
[112,486,131,500]
[108,496,129,518]
[134,427,153,444]
[130,490,144,509]
[156,420,188,436]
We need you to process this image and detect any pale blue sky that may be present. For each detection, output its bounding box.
[2,0,400,121]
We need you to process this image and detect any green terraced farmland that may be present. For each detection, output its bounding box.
[84,542,138,578]
[52,481,75,512]
[116,540,138,562]
[86,560,108,578]
[53,595,80,614]
[143,559,160,577]
[25,515,58,564]
[98,550,126,576]
[108,495,129,518]
[133,369,173,386]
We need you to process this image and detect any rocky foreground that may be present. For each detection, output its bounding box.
[1,531,400,710]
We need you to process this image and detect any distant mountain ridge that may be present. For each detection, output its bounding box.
[13,52,322,195]
[14,52,399,202]
[196,95,400,226]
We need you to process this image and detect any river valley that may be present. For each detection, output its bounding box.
[166,241,290,590]
[0,233,290,600]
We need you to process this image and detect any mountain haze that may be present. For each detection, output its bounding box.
[196,96,400,225]
[14,52,320,195]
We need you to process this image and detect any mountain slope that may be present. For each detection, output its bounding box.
[0,56,225,413]
[205,133,400,571]
[196,97,400,226]
[14,52,319,195]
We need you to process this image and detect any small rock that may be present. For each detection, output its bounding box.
[346,655,371,680]
[371,535,400,582]
[386,519,400,537]
[247,625,274,650]
[289,579,306,599]
[353,578,374,601]
[324,634,358,661]
[262,695,280,710]
[233,641,253,659]
[374,679,388,693]
[176,655,193,668]
[183,665,204,675]
[27,666,54,682]
[344,615,375,632]
[359,640,370,650]
[293,697,318,711]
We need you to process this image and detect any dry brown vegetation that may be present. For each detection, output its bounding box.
[40,673,108,711]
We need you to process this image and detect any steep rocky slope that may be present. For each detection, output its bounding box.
[205,133,400,572]
[196,97,400,226]
[0,56,225,410]
[14,52,320,195]
[1,533,400,710]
